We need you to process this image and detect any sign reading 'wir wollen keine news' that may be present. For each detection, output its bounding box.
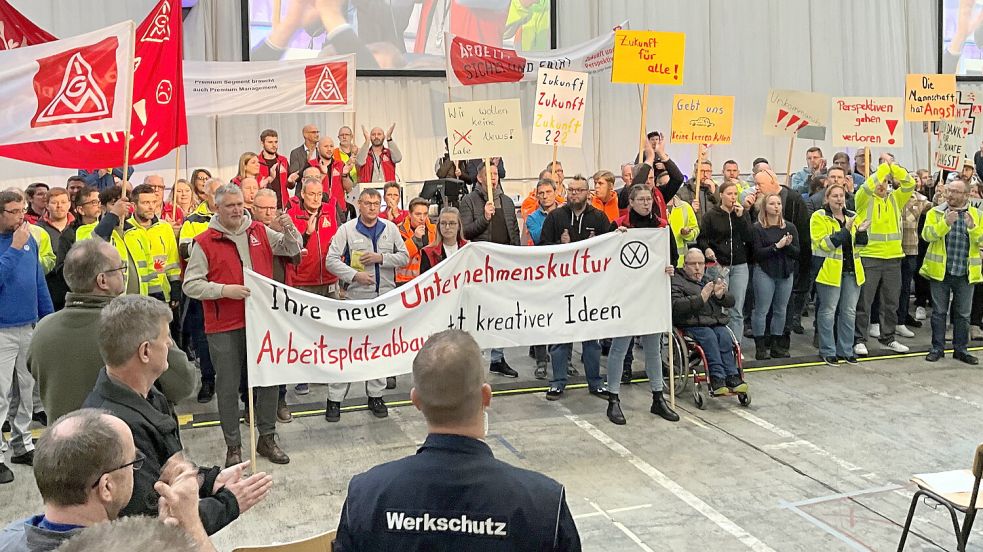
[611,30,685,85]
[444,98,524,161]
[831,97,904,148]
[245,230,672,386]
[532,68,588,148]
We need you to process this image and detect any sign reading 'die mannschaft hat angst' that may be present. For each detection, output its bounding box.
[444,99,524,161]
[831,97,904,148]
[532,68,588,148]
[904,74,957,121]
[670,94,734,145]
[611,30,685,85]
[762,89,830,137]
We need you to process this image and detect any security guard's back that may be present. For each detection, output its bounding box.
[334,330,581,551]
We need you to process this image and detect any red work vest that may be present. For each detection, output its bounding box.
[357,147,397,184]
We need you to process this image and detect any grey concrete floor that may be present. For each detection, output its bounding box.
[3,315,983,551]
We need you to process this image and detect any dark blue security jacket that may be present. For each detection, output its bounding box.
[335,433,581,551]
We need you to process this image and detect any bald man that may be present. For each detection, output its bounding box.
[288,124,320,185]
[355,124,401,184]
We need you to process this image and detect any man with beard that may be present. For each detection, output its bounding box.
[288,124,320,188]
[310,137,354,211]
[334,126,360,204]
[257,129,291,208]
[355,124,401,185]
[123,185,181,304]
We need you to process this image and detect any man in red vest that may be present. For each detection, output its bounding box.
[258,129,291,208]
[183,184,302,468]
[355,124,401,185]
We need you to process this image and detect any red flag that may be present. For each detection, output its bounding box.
[0,0,56,49]
[0,0,187,168]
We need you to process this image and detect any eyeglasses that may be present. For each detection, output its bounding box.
[90,450,145,487]
[439,221,459,227]
[361,201,381,207]
[78,199,100,207]
[103,265,128,275]
[3,208,24,215]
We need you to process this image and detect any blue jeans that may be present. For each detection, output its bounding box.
[722,263,749,345]
[751,269,794,336]
[490,348,504,363]
[682,327,739,380]
[606,334,663,394]
[897,254,918,323]
[549,341,602,390]
[185,299,215,384]
[816,278,862,358]
[930,274,973,354]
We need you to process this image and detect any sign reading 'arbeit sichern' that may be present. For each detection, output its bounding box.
[831,97,904,148]
[245,229,672,386]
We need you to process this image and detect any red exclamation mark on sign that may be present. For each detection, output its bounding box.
[673,64,679,80]
[775,109,788,127]
[785,115,801,130]
[886,120,899,145]
[796,120,810,132]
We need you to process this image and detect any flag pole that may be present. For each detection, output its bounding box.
[637,84,649,162]
[784,132,796,190]
[174,146,182,188]
[120,22,137,205]
[247,386,258,472]
[485,158,494,212]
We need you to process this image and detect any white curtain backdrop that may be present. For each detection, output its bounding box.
[1,0,971,194]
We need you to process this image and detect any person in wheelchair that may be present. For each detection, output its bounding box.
[671,248,749,396]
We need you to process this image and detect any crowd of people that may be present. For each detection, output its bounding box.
[1,121,981,550]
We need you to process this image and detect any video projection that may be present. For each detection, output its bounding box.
[244,0,554,73]
[940,0,983,79]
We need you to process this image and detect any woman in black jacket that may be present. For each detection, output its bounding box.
[696,180,754,346]
[750,193,799,359]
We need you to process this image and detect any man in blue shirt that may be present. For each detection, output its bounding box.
[0,190,53,484]
[335,330,581,551]
[524,178,559,246]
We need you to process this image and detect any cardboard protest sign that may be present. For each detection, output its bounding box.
[444,98,524,161]
[762,89,830,137]
[831,97,904,148]
[935,120,967,171]
[245,229,673,385]
[669,94,734,144]
[532,68,588,148]
[611,30,685,85]
[905,74,957,121]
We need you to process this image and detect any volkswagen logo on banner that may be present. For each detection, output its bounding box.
[620,241,649,269]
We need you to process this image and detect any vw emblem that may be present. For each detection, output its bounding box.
[620,241,648,269]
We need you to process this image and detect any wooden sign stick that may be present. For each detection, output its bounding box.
[485,158,494,210]
[784,132,796,190]
[638,84,649,163]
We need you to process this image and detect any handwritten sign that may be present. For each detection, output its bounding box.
[444,98,524,161]
[905,74,957,121]
[762,89,830,137]
[669,94,734,144]
[935,120,967,171]
[611,30,685,85]
[831,97,904,148]
[532,67,589,148]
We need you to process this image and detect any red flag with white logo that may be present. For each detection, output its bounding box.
[0,20,133,146]
[0,0,55,49]
[0,0,187,168]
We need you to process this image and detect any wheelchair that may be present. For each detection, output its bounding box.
[662,326,751,409]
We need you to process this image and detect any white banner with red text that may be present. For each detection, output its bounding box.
[245,228,671,386]
[0,20,134,146]
[183,55,355,116]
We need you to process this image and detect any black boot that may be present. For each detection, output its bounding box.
[770,334,790,358]
[606,394,626,425]
[650,391,680,422]
[753,336,770,360]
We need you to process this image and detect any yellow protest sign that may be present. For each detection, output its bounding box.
[611,30,685,85]
[905,74,957,121]
[670,94,734,144]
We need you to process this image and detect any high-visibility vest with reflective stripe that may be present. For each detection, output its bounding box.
[810,210,865,287]
[853,173,914,259]
[668,201,700,267]
[76,221,142,294]
[124,218,180,299]
[919,204,983,284]
[179,202,213,259]
[28,225,55,274]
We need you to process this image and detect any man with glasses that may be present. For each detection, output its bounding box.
[334,126,360,204]
[288,124,320,187]
[31,238,194,423]
[540,175,613,400]
[84,295,272,534]
[0,190,53,484]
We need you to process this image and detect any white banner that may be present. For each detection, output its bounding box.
[183,55,355,116]
[0,20,134,146]
[245,229,671,386]
[445,22,624,88]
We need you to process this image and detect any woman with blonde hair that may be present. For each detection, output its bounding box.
[167,179,195,217]
[232,152,260,186]
[750,192,799,359]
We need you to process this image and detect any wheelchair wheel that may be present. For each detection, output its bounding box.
[662,333,688,395]
[694,388,706,409]
[738,393,751,407]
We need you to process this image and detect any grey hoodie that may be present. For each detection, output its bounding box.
[183,214,301,301]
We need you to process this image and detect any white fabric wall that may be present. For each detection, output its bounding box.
[1,0,968,194]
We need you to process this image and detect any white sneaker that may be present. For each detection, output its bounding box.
[854,343,868,356]
[895,325,915,338]
[915,306,927,321]
[868,323,881,338]
[884,340,910,353]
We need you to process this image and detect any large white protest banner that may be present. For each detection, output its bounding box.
[444,98,524,161]
[0,20,134,146]
[183,55,354,116]
[532,67,588,148]
[444,22,624,88]
[245,229,671,386]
